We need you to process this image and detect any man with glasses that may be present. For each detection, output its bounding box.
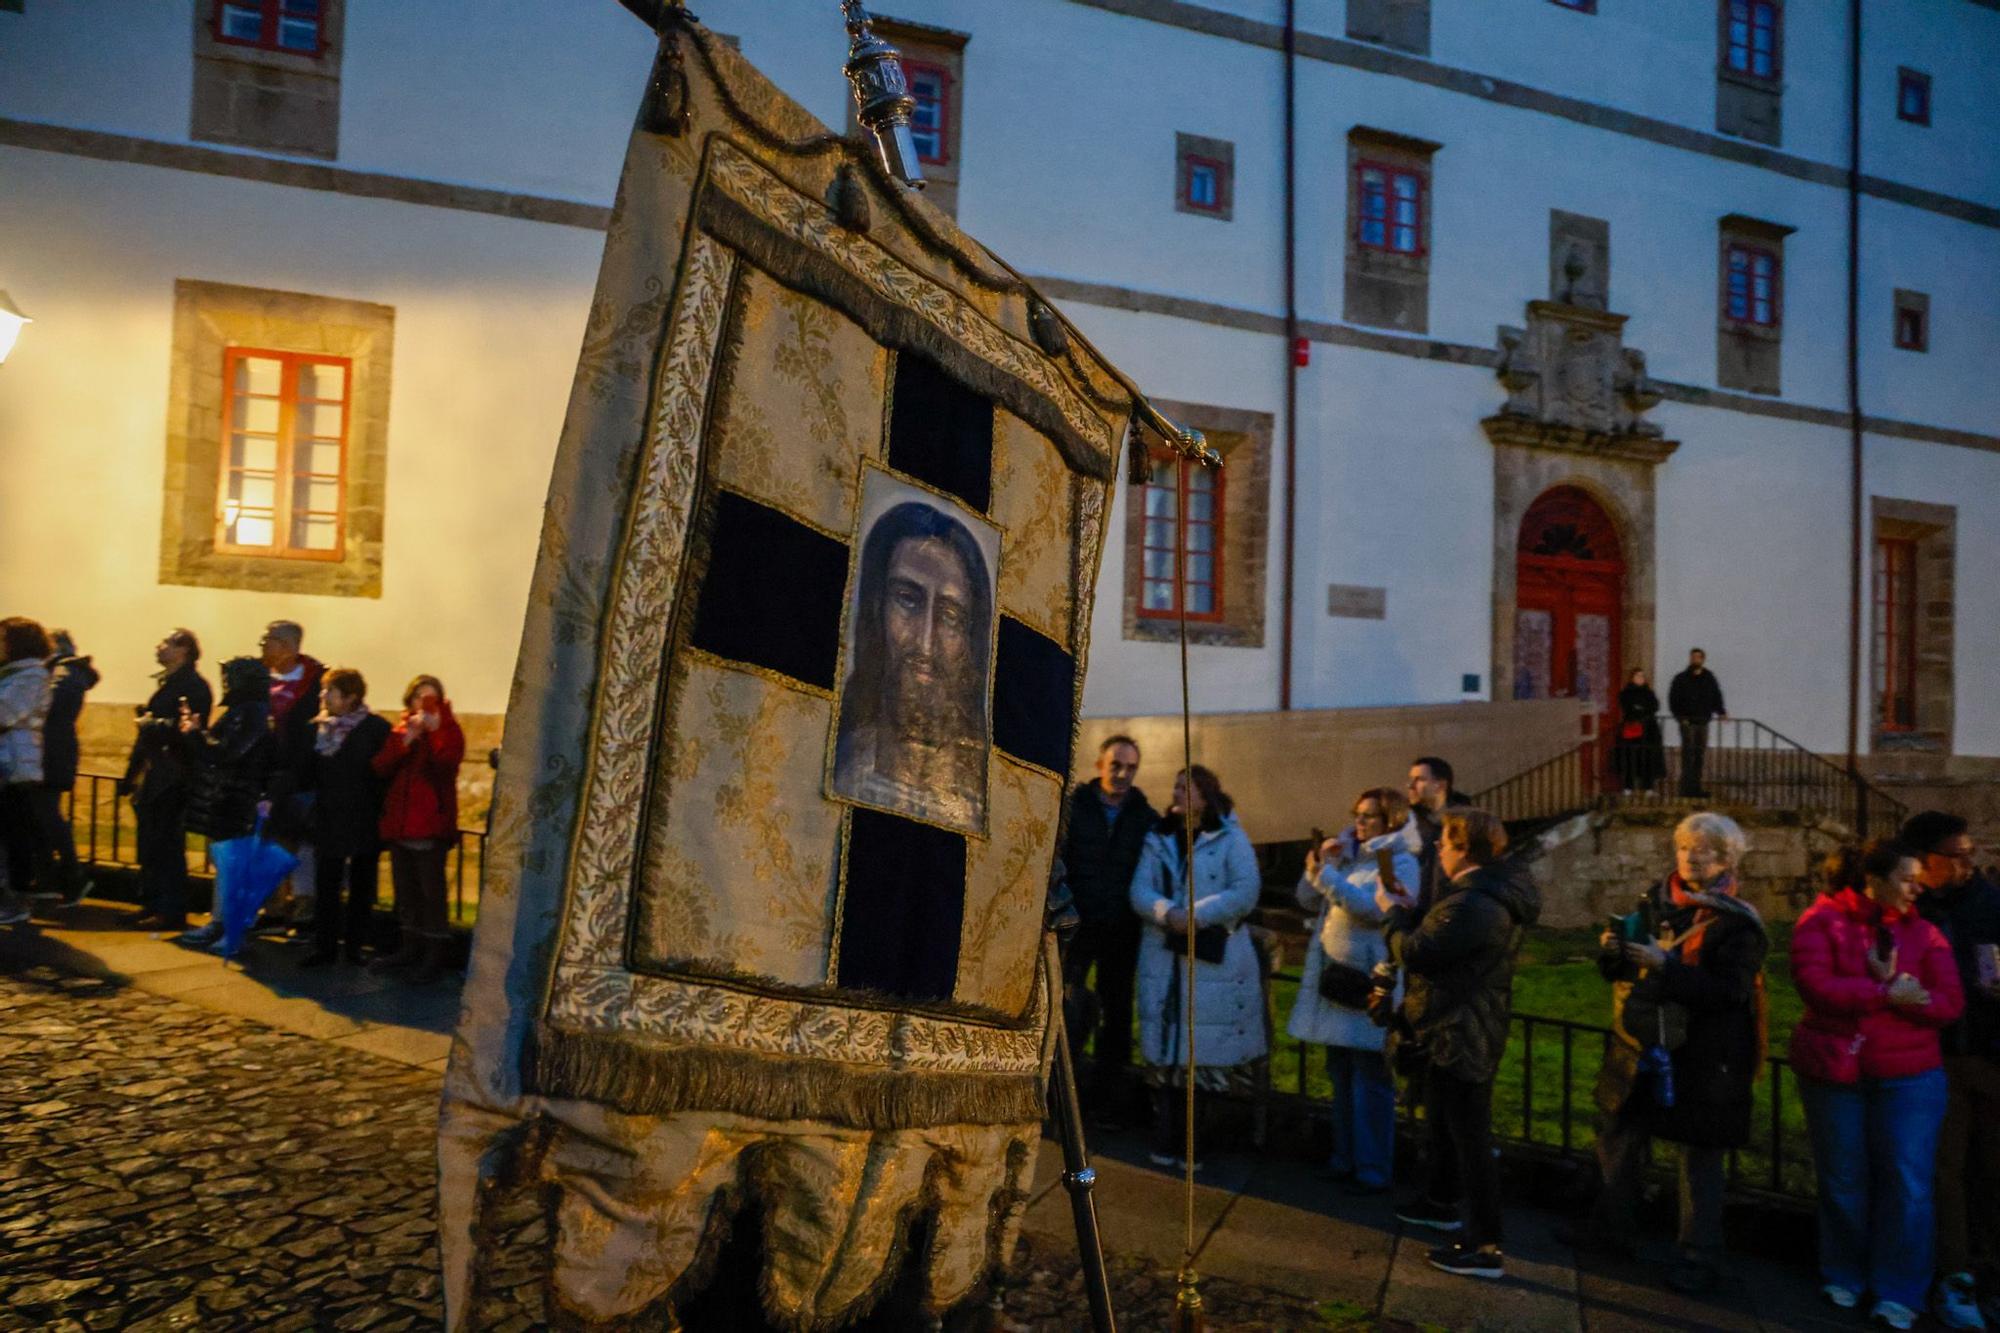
[1905,810,2000,1331]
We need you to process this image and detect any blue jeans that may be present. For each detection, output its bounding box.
[1800,1069,1948,1308]
[1326,1046,1397,1189]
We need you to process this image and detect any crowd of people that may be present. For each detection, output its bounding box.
[0,616,466,982]
[1061,736,2000,1331]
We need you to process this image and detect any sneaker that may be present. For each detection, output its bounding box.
[1428,1242,1503,1280]
[1871,1299,1917,1331]
[1937,1275,1988,1331]
[179,921,223,945]
[0,904,30,926]
[1395,1197,1463,1232]
[59,877,92,907]
[1824,1285,1860,1310]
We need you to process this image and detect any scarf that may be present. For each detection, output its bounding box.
[314,704,371,756]
[1666,870,1770,1079]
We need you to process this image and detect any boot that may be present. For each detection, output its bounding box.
[408,935,453,985]
[367,932,423,976]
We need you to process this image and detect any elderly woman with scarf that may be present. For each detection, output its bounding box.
[1287,786,1421,1193]
[1792,840,1964,1331]
[301,668,392,967]
[1129,765,1266,1170]
[1567,811,1769,1296]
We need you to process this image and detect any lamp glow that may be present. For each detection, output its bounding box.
[0,291,31,366]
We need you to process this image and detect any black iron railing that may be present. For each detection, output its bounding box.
[1470,716,1906,841]
[62,771,487,925]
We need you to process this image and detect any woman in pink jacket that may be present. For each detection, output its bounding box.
[1791,840,1964,1331]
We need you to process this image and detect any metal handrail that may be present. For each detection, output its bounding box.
[61,771,487,925]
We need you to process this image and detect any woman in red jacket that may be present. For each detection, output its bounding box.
[1791,840,1964,1330]
[369,675,465,982]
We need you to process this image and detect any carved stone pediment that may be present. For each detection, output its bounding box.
[1483,300,1678,464]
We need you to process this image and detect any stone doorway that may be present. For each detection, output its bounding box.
[1513,486,1625,769]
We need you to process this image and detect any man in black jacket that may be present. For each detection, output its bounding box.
[1905,810,2000,1324]
[126,629,213,932]
[1667,649,1727,798]
[1406,755,1471,916]
[1060,735,1155,1126]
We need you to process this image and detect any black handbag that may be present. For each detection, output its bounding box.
[1317,954,1375,1009]
[1165,924,1229,965]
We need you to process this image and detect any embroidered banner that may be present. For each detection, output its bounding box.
[438,20,1138,1331]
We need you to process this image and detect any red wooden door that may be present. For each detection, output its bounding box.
[1513,488,1625,776]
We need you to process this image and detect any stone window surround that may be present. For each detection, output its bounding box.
[1174,131,1235,221]
[1716,213,1793,395]
[862,17,967,218]
[1343,126,1440,335]
[190,0,344,161]
[1715,0,1783,147]
[161,278,392,599]
[1893,288,1930,352]
[1122,400,1271,649]
[1870,496,1955,753]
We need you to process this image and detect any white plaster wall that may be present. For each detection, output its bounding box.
[0,147,599,714]
[1858,198,2000,429]
[0,0,191,142]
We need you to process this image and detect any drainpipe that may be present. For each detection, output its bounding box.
[1844,0,1865,808]
[1279,0,1299,709]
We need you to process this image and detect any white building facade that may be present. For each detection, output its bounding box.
[3,0,1996,788]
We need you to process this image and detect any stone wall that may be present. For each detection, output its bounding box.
[1524,806,1848,929]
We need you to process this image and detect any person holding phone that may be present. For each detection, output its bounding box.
[1792,840,1964,1331]
[369,675,466,982]
[1287,786,1421,1194]
[1128,765,1264,1170]
[1558,812,1768,1297]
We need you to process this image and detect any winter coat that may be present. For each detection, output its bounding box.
[265,655,326,811]
[1593,880,1769,1148]
[1612,684,1665,789]
[372,702,466,844]
[1917,872,2000,1064]
[1287,817,1422,1051]
[1789,889,1964,1084]
[1062,780,1156,923]
[1130,812,1268,1071]
[41,654,99,792]
[0,659,51,787]
[307,712,392,858]
[1412,794,1474,916]
[181,700,277,843]
[1386,862,1541,1082]
[1667,667,1726,723]
[123,664,213,807]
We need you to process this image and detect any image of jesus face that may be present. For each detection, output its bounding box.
[832,474,998,834]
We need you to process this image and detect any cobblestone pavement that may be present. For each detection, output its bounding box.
[0,964,450,1332]
[1,962,1338,1332]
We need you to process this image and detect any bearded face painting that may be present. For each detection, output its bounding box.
[831,472,999,835]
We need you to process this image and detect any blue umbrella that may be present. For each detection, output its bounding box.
[208,817,299,958]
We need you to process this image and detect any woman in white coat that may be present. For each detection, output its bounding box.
[1287,787,1422,1192]
[1129,764,1267,1168]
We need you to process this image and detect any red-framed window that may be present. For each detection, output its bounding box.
[1725,0,1779,79]
[1356,162,1423,255]
[1181,154,1227,213]
[1725,242,1780,327]
[1897,68,1932,125]
[217,347,350,561]
[214,0,325,56]
[1873,536,1918,731]
[900,59,951,165]
[1139,452,1223,621]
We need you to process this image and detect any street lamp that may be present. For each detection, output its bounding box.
[0,291,30,366]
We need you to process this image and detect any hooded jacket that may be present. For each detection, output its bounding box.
[1790,888,1963,1084]
[41,654,100,792]
[1386,860,1541,1081]
[0,658,51,787]
[179,660,277,843]
[1287,815,1422,1052]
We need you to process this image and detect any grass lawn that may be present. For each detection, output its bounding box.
[1260,924,1818,1196]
